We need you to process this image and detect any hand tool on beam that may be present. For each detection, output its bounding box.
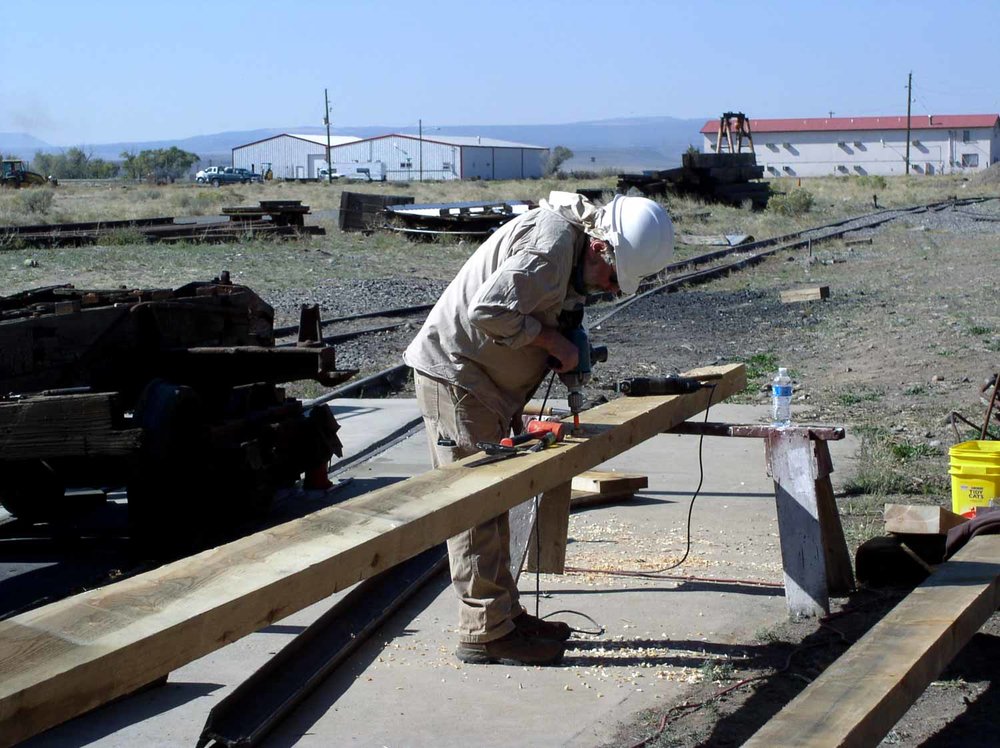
[472,430,559,465]
[499,419,566,448]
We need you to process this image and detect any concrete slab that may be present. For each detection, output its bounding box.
[21,402,859,748]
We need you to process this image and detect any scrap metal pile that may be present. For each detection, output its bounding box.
[338,190,536,237]
[617,151,771,209]
[0,278,355,550]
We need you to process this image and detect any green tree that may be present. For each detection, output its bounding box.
[545,145,574,176]
[32,147,120,179]
[120,147,198,181]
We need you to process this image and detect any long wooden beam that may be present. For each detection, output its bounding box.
[0,364,745,746]
[744,534,1000,747]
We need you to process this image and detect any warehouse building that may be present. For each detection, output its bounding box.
[700,114,1000,177]
[232,134,362,180]
[232,132,548,181]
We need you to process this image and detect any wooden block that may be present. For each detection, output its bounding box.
[780,286,830,304]
[885,503,968,535]
[570,488,638,509]
[0,393,142,460]
[744,535,1000,747]
[54,300,81,315]
[571,471,648,495]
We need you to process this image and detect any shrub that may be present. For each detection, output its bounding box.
[17,189,54,215]
[854,174,887,190]
[768,188,814,216]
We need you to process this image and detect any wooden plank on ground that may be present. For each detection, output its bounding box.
[744,534,1000,748]
[571,471,648,495]
[570,488,638,509]
[0,364,745,746]
[780,286,830,304]
[885,503,968,535]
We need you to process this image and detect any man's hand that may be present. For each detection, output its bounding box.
[533,327,579,373]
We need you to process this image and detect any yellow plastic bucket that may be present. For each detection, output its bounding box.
[949,440,1000,516]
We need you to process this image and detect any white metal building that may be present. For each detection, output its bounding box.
[700,114,1000,177]
[233,132,549,181]
[231,134,362,180]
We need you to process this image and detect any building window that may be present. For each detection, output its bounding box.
[400,160,412,169]
[962,130,971,143]
[961,153,979,168]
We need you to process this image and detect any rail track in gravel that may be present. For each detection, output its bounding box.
[294,196,996,398]
[1,196,994,619]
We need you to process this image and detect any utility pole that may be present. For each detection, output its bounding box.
[418,118,423,182]
[905,72,912,175]
[324,88,333,183]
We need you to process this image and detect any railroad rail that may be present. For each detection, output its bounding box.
[278,196,995,384]
[0,201,323,247]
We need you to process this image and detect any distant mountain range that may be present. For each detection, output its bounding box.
[0,115,708,172]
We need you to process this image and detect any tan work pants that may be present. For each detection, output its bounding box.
[414,371,523,643]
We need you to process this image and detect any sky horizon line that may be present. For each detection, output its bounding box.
[4,1,998,145]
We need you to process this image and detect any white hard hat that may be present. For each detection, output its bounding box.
[595,196,674,295]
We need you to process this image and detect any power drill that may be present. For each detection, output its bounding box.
[617,375,713,396]
[553,326,608,431]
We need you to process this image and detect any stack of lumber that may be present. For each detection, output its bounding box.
[617,152,771,209]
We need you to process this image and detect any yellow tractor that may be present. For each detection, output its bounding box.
[1,158,50,188]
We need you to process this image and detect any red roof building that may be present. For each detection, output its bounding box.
[700,114,1000,177]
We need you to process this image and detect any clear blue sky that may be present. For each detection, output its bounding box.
[3,0,998,145]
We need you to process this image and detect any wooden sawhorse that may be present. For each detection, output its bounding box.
[519,423,854,619]
[670,423,854,618]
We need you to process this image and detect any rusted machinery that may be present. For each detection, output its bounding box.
[0,277,356,550]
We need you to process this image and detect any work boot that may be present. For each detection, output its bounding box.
[456,629,565,666]
[513,612,572,641]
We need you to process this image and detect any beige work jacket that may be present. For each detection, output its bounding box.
[403,207,588,421]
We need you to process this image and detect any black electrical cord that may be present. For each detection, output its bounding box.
[646,383,716,573]
[527,381,717,636]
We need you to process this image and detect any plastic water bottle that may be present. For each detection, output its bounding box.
[771,367,793,427]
